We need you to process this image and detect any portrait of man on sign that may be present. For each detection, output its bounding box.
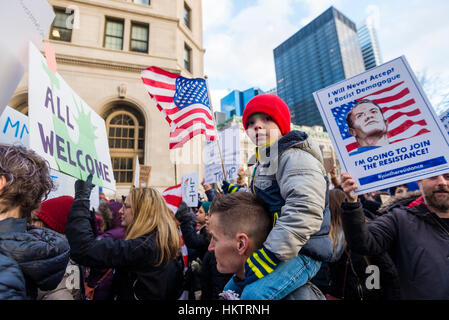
[346,99,389,155]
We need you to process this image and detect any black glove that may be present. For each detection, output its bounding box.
[175,201,193,224]
[74,174,95,201]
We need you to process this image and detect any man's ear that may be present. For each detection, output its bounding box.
[235,232,250,255]
[0,175,7,191]
[348,127,356,137]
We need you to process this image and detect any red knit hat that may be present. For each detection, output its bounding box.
[36,196,74,234]
[242,94,291,135]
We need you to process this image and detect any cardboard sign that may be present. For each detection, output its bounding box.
[28,42,116,191]
[138,165,152,188]
[313,56,449,194]
[181,172,198,207]
[0,0,55,115]
[204,125,240,184]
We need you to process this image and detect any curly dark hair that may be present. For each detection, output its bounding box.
[0,144,54,219]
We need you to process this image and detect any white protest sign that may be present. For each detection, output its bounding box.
[0,0,55,115]
[181,172,199,207]
[28,42,116,191]
[441,109,449,135]
[204,125,240,184]
[133,156,140,188]
[0,106,29,146]
[0,106,99,209]
[313,56,449,194]
[48,170,100,212]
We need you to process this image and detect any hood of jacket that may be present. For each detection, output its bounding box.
[378,190,421,215]
[0,218,70,292]
[251,130,324,175]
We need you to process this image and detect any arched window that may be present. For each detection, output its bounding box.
[105,106,145,184]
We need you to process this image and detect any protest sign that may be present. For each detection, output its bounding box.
[133,156,140,188]
[441,109,449,135]
[0,0,55,115]
[204,125,240,184]
[28,42,116,191]
[0,106,99,209]
[0,106,29,146]
[181,172,198,207]
[138,165,152,188]
[313,56,449,194]
[132,156,152,188]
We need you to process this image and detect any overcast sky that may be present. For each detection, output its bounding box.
[202,0,449,114]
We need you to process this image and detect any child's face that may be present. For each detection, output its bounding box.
[246,113,282,146]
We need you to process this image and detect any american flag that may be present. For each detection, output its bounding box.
[141,66,216,149]
[162,184,188,271]
[332,81,430,153]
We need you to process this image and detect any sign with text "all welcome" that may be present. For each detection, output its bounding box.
[28,43,116,191]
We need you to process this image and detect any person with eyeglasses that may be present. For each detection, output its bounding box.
[66,175,181,300]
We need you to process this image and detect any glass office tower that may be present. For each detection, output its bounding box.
[220,87,264,119]
[274,6,365,127]
[357,21,383,70]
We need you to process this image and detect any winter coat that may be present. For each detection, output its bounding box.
[200,251,233,300]
[37,259,83,300]
[249,130,332,262]
[0,253,26,299]
[66,199,173,300]
[341,193,449,299]
[0,218,70,299]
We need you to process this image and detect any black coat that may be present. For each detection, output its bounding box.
[0,218,70,299]
[341,197,449,299]
[66,199,171,300]
[200,251,233,300]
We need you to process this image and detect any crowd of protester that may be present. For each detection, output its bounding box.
[0,94,448,300]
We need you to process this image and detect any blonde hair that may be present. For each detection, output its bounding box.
[329,188,347,256]
[125,187,181,266]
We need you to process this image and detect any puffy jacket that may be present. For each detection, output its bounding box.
[0,253,26,299]
[249,130,332,262]
[0,218,70,299]
[341,195,449,299]
[66,199,172,300]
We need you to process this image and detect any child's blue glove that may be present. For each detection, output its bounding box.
[244,246,280,285]
[222,180,240,194]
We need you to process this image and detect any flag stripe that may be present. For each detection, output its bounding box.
[386,108,421,123]
[143,83,176,97]
[142,77,176,90]
[387,119,428,138]
[372,88,410,104]
[170,128,216,149]
[153,94,174,103]
[390,128,431,144]
[360,81,405,99]
[146,66,179,79]
[382,99,416,113]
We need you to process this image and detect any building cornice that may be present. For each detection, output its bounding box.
[52,0,179,23]
[55,52,180,74]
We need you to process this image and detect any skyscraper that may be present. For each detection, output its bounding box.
[274,6,365,127]
[358,21,383,70]
[220,87,264,119]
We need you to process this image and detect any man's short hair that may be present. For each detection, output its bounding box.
[0,144,54,219]
[209,192,271,249]
[346,99,384,129]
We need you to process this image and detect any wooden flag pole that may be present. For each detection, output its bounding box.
[204,76,227,181]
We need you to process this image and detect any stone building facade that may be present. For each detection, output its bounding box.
[9,0,205,197]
